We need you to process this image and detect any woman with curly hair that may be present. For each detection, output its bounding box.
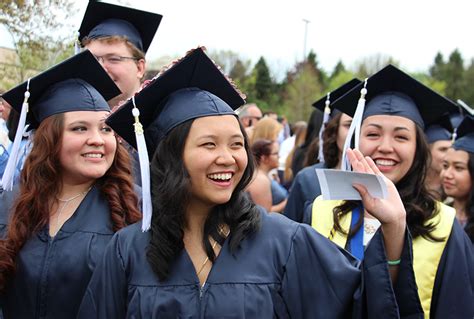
[78,48,410,319]
[0,51,141,318]
[440,115,474,242]
[310,65,474,318]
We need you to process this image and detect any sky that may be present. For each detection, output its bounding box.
[1,0,474,80]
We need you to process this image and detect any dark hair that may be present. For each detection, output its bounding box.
[333,125,443,242]
[251,139,273,166]
[0,113,141,291]
[322,113,342,169]
[146,117,261,281]
[302,109,324,148]
[302,138,319,167]
[464,153,474,242]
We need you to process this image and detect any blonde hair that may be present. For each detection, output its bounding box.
[250,117,282,145]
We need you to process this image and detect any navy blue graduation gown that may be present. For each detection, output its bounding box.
[284,162,326,224]
[78,210,402,318]
[0,185,115,319]
[394,220,474,319]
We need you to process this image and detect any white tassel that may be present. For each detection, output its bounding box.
[131,96,152,232]
[341,80,367,171]
[74,31,81,55]
[1,79,31,190]
[317,93,331,163]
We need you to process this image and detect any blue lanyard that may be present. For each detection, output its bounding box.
[349,205,364,260]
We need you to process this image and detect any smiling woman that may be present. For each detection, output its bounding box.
[75,47,413,319]
[310,65,474,318]
[0,50,141,318]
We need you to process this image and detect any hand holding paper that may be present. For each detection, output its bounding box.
[347,149,406,225]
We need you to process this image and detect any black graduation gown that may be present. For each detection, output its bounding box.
[78,210,402,319]
[284,162,326,224]
[0,185,115,319]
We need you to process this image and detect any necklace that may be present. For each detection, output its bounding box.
[196,226,230,277]
[53,187,91,236]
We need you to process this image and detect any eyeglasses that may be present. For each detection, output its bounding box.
[93,54,139,65]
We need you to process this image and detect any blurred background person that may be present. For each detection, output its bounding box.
[424,113,460,201]
[284,79,359,224]
[440,115,474,242]
[247,139,287,212]
[291,108,324,176]
[281,121,307,188]
[236,103,262,140]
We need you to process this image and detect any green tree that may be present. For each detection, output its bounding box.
[282,63,322,122]
[0,0,75,89]
[429,52,446,80]
[253,57,273,101]
[443,49,465,100]
[330,60,346,81]
[460,59,474,106]
[353,53,399,78]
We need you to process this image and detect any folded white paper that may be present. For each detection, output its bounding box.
[316,169,387,200]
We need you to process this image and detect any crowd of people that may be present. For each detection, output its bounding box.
[0,1,472,318]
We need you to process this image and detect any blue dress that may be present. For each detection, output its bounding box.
[78,210,402,318]
[284,162,326,224]
[0,185,115,319]
[270,179,288,205]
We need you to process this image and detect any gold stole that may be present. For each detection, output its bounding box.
[311,196,455,318]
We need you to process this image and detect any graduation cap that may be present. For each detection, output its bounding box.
[1,50,120,191]
[452,115,474,153]
[332,65,458,129]
[312,78,361,163]
[106,47,245,231]
[424,113,455,144]
[331,64,458,171]
[78,1,163,53]
[312,78,361,117]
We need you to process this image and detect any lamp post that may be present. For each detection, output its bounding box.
[302,18,310,61]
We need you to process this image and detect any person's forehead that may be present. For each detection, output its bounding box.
[446,147,469,161]
[248,106,262,117]
[85,38,132,55]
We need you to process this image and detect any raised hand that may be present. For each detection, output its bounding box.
[346,149,406,226]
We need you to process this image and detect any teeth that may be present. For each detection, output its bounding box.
[375,159,396,166]
[208,173,232,180]
[83,153,103,158]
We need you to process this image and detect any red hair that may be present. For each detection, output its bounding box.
[0,113,141,291]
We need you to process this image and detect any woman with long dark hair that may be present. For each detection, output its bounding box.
[78,48,410,318]
[0,51,141,318]
[284,79,359,224]
[440,115,474,242]
[311,65,474,318]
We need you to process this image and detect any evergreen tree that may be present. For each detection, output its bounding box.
[443,49,465,100]
[253,57,273,101]
[330,60,346,80]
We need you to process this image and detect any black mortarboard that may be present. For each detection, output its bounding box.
[78,1,162,53]
[312,78,361,117]
[452,115,474,153]
[332,64,458,129]
[106,47,245,153]
[2,50,120,129]
[106,47,245,232]
[1,49,120,191]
